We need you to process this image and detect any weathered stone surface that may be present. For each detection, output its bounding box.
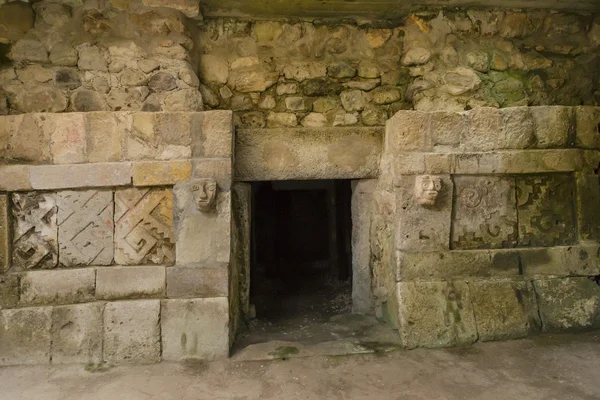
[452,176,517,249]
[470,280,540,341]
[531,106,571,148]
[166,264,228,298]
[71,89,105,112]
[235,127,382,181]
[0,195,8,274]
[285,96,305,111]
[191,159,232,190]
[175,189,230,265]
[520,245,600,276]
[371,87,401,105]
[395,175,453,252]
[333,113,358,127]
[57,190,114,266]
[282,61,326,82]
[14,85,68,113]
[115,187,175,265]
[30,163,132,190]
[97,266,166,300]
[48,113,87,164]
[54,68,81,90]
[12,193,58,270]
[161,298,229,361]
[534,278,600,332]
[396,281,477,349]
[15,65,54,83]
[133,161,192,186]
[51,303,103,364]
[164,89,203,111]
[516,174,576,247]
[351,180,375,314]
[142,0,200,17]
[199,54,228,84]
[266,112,297,128]
[148,72,177,92]
[0,307,52,366]
[104,300,161,364]
[87,113,123,162]
[78,45,108,72]
[49,44,78,66]
[340,90,365,112]
[0,275,19,309]
[0,165,31,191]
[301,113,328,128]
[386,110,430,151]
[357,61,379,79]
[20,269,95,306]
[34,2,72,26]
[576,172,600,241]
[575,106,600,150]
[327,61,356,79]
[8,39,48,63]
[401,48,431,66]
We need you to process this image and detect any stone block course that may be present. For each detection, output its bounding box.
[51,303,103,364]
[0,307,52,366]
[0,274,19,309]
[132,160,192,186]
[166,264,228,298]
[30,163,132,190]
[104,300,161,364]
[0,165,31,191]
[161,298,229,361]
[0,194,9,273]
[97,266,166,300]
[20,269,96,306]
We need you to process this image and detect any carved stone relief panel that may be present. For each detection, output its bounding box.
[452,176,517,250]
[57,190,114,266]
[11,192,58,270]
[517,174,576,247]
[114,187,175,265]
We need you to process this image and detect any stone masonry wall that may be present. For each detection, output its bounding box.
[0,0,203,115]
[371,105,600,347]
[0,110,234,366]
[196,10,600,129]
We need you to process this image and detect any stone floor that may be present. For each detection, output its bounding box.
[1,332,599,400]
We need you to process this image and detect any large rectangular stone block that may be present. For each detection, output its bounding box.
[30,162,132,190]
[575,106,600,150]
[20,269,96,306]
[520,245,600,276]
[516,174,576,247]
[0,307,52,365]
[534,277,600,332]
[470,280,540,341]
[531,106,571,148]
[166,264,228,298]
[396,281,477,348]
[97,266,166,300]
[12,192,58,270]
[132,160,192,186]
[462,107,502,152]
[7,114,52,163]
[452,176,517,250]
[48,113,87,164]
[51,303,103,364]
[161,298,229,361]
[57,190,114,267]
[0,194,9,273]
[575,172,600,241]
[386,110,431,151]
[104,300,161,364]
[351,180,375,314]
[0,274,19,309]
[191,110,234,158]
[114,187,175,265]
[0,165,31,191]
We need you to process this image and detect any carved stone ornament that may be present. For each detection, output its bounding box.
[191,178,218,212]
[414,175,442,206]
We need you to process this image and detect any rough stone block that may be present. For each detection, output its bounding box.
[12,192,58,270]
[133,160,192,186]
[161,298,229,361]
[499,107,536,149]
[0,165,31,191]
[452,176,517,249]
[30,162,132,190]
[395,175,453,251]
[463,107,502,152]
[0,307,52,365]
[429,110,464,148]
[531,106,571,148]
[97,266,166,300]
[191,111,234,158]
[470,280,540,341]
[87,112,124,162]
[7,114,52,163]
[235,127,383,181]
[20,269,96,306]
[51,303,103,364]
[534,277,600,332]
[166,264,228,298]
[47,113,87,164]
[386,110,431,151]
[57,190,114,266]
[516,174,576,247]
[575,172,600,241]
[351,180,375,314]
[0,274,19,309]
[175,189,230,265]
[104,300,161,364]
[575,106,600,150]
[0,194,9,273]
[396,281,477,348]
[114,187,175,265]
[520,245,600,277]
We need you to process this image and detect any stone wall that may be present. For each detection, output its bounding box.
[0,110,234,366]
[0,0,203,115]
[196,10,600,129]
[369,105,600,346]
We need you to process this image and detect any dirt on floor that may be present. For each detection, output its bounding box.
[1,332,600,400]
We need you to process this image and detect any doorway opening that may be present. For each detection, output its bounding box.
[242,180,353,345]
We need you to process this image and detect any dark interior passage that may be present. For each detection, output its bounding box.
[242,180,353,345]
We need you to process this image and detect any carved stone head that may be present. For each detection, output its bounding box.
[191,178,218,212]
[414,175,442,206]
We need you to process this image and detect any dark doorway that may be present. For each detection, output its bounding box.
[241,180,353,345]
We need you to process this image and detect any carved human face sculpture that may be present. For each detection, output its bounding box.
[191,179,218,212]
[415,175,442,206]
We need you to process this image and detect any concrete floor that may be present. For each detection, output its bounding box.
[1,332,600,400]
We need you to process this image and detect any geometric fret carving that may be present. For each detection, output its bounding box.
[516,174,576,247]
[452,176,518,250]
[57,190,114,266]
[114,187,175,265]
[11,192,58,270]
